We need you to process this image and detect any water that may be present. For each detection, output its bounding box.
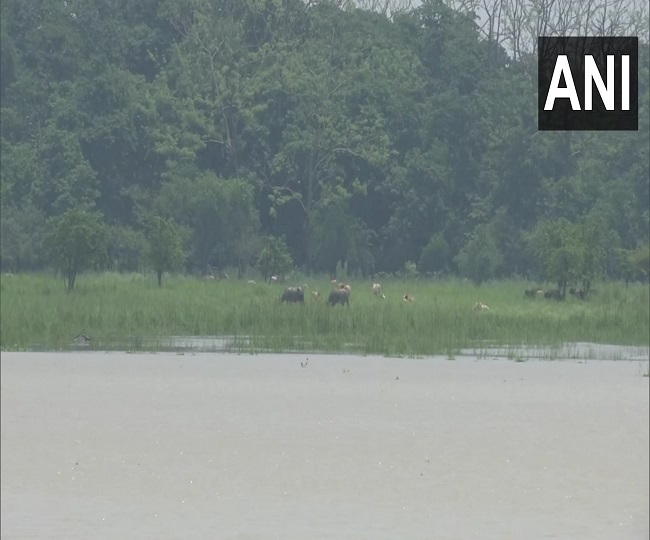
[460,341,650,362]
[65,334,366,355]
[1,351,648,539]
[65,334,650,361]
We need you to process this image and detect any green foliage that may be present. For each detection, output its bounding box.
[154,173,260,273]
[310,186,374,275]
[527,213,617,293]
[0,0,647,279]
[525,219,580,293]
[45,208,108,291]
[402,260,420,279]
[106,225,148,273]
[419,233,450,274]
[621,245,650,284]
[144,215,185,287]
[0,203,47,272]
[2,274,648,354]
[257,236,294,282]
[454,227,503,285]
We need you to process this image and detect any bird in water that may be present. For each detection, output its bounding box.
[73,334,91,346]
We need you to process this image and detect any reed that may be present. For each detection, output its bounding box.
[1,272,648,355]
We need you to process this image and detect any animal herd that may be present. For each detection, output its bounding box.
[278,281,595,310]
[281,283,352,306]
[279,282,491,311]
[524,287,591,301]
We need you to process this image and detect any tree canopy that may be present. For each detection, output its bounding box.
[1,0,648,284]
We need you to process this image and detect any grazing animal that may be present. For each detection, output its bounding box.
[311,290,321,300]
[526,288,544,298]
[73,334,91,346]
[372,283,385,298]
[544,289,563,300]
[473,302,490,311]
[569,287,586,299]
[328,287,351,306]
[280,287,304,304]
[403,294,415,303]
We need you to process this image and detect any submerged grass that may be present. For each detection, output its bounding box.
[1,272,648,356]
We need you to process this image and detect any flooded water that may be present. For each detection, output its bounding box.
[460,342,650,362]
[2,351,648,539]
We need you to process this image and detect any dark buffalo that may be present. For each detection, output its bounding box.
[569,287,586,299]
[328,287,351,306]
[544,289,563,300]
[280,287,304,304]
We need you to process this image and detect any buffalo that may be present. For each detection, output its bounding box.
[525,288,544,298]
[328,287,351,306]
[569,287,586,299]
[280,287,305,304]
[544,289,563,300]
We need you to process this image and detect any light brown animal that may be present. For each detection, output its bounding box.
[403,294,415,303]
[473,302,490,311]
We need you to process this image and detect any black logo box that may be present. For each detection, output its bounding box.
[538,37,638,131]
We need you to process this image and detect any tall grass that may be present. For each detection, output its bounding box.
[1,272,648,355]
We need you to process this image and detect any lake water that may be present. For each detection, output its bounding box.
[1,350,648,539]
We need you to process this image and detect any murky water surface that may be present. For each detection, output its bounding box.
[1,351,648,539]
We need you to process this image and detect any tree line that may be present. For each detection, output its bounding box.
[1,0,648,290]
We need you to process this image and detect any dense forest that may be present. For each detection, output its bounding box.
[1,0,649,286]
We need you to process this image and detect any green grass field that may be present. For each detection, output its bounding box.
[1,272,648,356]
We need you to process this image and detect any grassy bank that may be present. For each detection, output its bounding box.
[1,272,648,356]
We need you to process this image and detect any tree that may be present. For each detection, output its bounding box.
[0,203,47,272]
[525,218,583,297]
[46,208,107,291]
[419,233,451,274]
[154,173,260,274]
[257,236,294,283]
[621,245,650,285]
[310,185,375,276]
[145,215,185,287]
[453,225,503,285]
[106,225,148,273]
